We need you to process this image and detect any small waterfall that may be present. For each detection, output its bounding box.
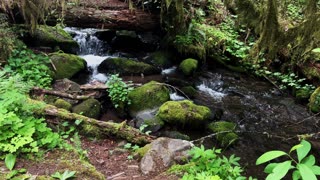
[161,66,177,75]
[64,27,105,55]
[64,27,110,83]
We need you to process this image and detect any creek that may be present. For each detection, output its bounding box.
[64,27,319,178]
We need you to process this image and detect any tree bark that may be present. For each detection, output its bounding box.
[31,99,155,145]
[53,1,160,31]
[32,87,101,100]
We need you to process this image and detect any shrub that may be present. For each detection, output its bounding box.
[106,74,133,108]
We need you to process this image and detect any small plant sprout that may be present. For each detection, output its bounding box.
[256,140,320,180]
[51,170,76,180]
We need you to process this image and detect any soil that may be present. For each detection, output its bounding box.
[14,137,179,180]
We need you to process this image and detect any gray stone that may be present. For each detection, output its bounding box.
[135,109,164,133]
[140,137,193,175]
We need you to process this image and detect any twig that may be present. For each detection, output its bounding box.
[191,130,233,143]
[107,172,125,180]
[32,87,98,100]
[262,75,284,94]
[286,112,320,127]
[157,83,191,100]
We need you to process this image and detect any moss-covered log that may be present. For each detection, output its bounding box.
[30,99,155,145]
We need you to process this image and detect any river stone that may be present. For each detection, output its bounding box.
[50,52,87,80]
[308,87,320,113]
[54,99,72,111]
[156,100,212,128]
[72,98,101,119]
[207,121,238,147]
[98,57,160,75]
[128,81,170,117]
[179,58,198,76]
[135,109,164,133]
[140,137,193,175]
[31,25,79,54]
[53,78,81,93]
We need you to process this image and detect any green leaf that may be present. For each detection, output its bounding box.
[301,155,315,167]
[264,163,278,173]
[256,151,287,165]
[312,48,320,53]
[292,170,301,180]
[290,144,303,154]
[310,165,320,175]
[298,164,317,180]
[266,160,291,180]
[5,153,16,170]
[297,140,311,162]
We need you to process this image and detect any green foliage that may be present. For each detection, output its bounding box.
[124,143,140,160]
[4,47,52,88]
[51,170,76,180]
[139,124,152,135]
[106,74,133,108]
[256,140,320,180]
[169,145,252,180]
[5,153,16,171]
[0,72,61,159]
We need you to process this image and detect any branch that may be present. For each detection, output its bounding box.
[32,87,99,100]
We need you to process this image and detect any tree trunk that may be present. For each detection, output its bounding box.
[31,99,155,145]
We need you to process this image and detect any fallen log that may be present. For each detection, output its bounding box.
[32,87,100,100]
[31,99,155,145]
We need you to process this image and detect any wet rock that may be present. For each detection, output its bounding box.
[128,81,170,116]
[179,58,198,76]
[94,29,116,42]
[308,87,320,113]
[156,100,211,128]
[146,51,173,68]
[135,109,164,133]
[165,77,193,87]
[98,57,160,75]
[181,86,198,98]
[207,121,238,147]
[54,99,72,111]
[53,78,81,93]
[50,52,87,80]
[31,25,79,54]
[72,98,101,119]
[159,131,190,141]
[140,137,193,175]
[137,32,160,51]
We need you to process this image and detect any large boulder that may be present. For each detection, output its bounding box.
[308,87,320,113]
[207,121,238,147]
[147,51,173,68]
[50,52,87,80]
[179,58,198,76]
[156,100,211,128]
[72,98,101,119]
[98,57,160,75]
[31,25,79,54]
[140,137,193,175]
[128,81,170,116]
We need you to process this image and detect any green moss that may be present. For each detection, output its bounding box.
[36,175,54,180]
[295,89,311,102]
[54,99,72,110]
[128,81,170,116]
[99,57,159,75]
[72,98,101,119]
[179,58,198,76]
[181,86,198,98]
[149,51,173,68]
[49,52,86,80]
[82,123,102,138]
[308,87,320,113]
[176,44,206,61]
[207,121,238,147]
[134,144,152,158]
[301,63,320,81]
[33,25,79,54]
[156,100,211,128]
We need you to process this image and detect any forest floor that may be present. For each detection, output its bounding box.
[14,136,179,180]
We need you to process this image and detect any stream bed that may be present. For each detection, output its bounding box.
[64,27,320,178]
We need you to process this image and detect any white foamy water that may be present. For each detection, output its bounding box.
[80,55,109,83]
[170,92,186,101]
[161,66,177,75]
[197,83,226,101]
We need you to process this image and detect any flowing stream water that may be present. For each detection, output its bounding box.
[64,27,320,178]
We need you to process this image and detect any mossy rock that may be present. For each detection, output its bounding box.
[72,98,101,119]
[179,58,198,76]
[300,61,320,82]
[33,25,79,54]
[156,100,211,128]
[160,131,190,141]
[295,89,311,103]
[207,121,238,147]
[148,51,173,68]
[50,52,86,80]
[54,99,72,110]
[128,81,170,116]
[308,87,320,113]
[98,57,160,75]
[134,144,152,158]
[181,86,198,98]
